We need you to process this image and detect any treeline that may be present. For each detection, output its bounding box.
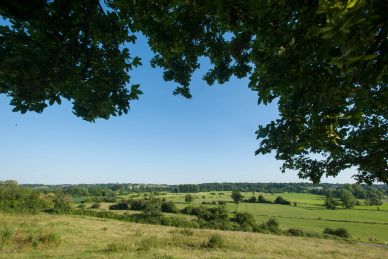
[325,184,384,209]
[20,182,388,195]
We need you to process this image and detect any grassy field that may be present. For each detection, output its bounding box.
[1,213,387,259]
[112,192,388,243]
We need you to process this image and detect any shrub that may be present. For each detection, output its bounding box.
[129,199,147,210]
[161,201,178,213]
[254,218,281,234]
[185,194,194,203]
[323,227,350,238]
[247,196,257,203]
[232,212,256,227]
[218,201,226,205]
[109,202,129,210]
[77,204,86,209]
[53,194,72,213]
[0,181,48,213]
[274,196,291,205]
[205,234,225,249]
[90,203,101,209]
[325,196,338,209]
[285,228,305,236]
[143,198,162,216]
[257,195,271,204]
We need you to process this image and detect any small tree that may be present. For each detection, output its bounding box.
[247,196,257,203]
[53,193,72,213]
[365,188,384,206]
[231,191,244,204]
[274,196,291,205]
[143,198,162,216]
[339,189,356,209]
[161,201,178,213]
[184,194,194,203]
[325,195,338,210]
[257,194,271,204]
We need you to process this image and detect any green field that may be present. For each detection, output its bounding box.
[1,213,387,259]
[110,192,388,243]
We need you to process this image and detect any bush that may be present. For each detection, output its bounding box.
[218,201,226,205]
[285,228,305,236]
[254,218,281,234]
[90,203,101,209]
[185,194,194,203]
[325,196,338,209]
[53,194,72,213]
[0,181,48,213]
[109,202,129,210]
[232,212,256,227]
[129,199,147,210]
[247,196,257,203]
[323,227,350,238]
[205,234,225,249]
[143,198,162,216]
[274,196,291,205]
[77,204,86,209]
[161,201,178,213]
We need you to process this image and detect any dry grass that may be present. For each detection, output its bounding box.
[0,212,387,258]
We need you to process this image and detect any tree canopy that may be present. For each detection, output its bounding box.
[0,0,386,184]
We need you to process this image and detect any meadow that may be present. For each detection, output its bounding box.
[1,213,387,259]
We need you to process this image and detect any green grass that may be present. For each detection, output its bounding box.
[1,213,387,258]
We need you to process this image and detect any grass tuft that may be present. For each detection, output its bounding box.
[204,234,226,249]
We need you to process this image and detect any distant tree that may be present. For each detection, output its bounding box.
[257,194,271,204]
[365,188,384,206]
[339,189,357,209]
[184,194,194,203]
[231,191,244,204]
[352,184,366,199]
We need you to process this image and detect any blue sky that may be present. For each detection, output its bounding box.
[0,33,356,184]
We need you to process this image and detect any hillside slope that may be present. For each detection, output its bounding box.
[0,213,387,258]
